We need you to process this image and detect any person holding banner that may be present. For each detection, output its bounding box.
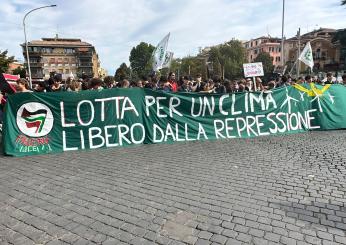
[167,72,178,92]
[342,74,346,86]
[16,78,32,93]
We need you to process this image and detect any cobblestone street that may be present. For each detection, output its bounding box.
[0,130,346,245]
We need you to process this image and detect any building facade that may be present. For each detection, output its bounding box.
[21,37,100,81]
[7,62,23,74]
[244,37,282,66]
[284,28,340,72]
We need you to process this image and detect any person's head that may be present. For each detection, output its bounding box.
[195,74,202,82]
[35,81,46,92]
[327,72,333,81]
[136,80,143,88]
[104,76,115,88]
[168,72,176,81]
[121,79,130,88]
[183,76,190,85]
[140,75,148,85]
[89,78,103,90]
[53,74,62,86]
[281,75,288,84]
[69,80,82,91]
[267,81,276,90]
[245,78,252,88]
[305,75,312,83]
[16,78,30,91]
[342,74,346,85]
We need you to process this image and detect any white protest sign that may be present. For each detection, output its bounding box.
[243,62,264,78]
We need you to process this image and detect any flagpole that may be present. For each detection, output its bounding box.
[297,27,301,77]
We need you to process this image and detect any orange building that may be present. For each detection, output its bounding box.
[244,37,282,66]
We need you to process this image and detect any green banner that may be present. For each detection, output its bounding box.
[2,84,346,157]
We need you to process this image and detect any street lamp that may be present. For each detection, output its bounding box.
[23,4,57,89]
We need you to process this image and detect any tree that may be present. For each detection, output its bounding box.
[208,40,246,79]
[342,0,346,5]
[254,52,274,78]
[0,50,16,73]
[129,42,155,80]
[114,63,131,81]
[12,66,26,78]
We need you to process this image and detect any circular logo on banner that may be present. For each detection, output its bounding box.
[16,102,54,137]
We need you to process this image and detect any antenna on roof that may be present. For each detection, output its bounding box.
[266,25,271,37]
[55,24,59,40]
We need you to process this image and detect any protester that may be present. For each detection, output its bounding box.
[48,74,65,92]
[34,81,47,92]
[89,78,104,90]
[16,78,32,93]
[305,75,312,84]
[121,79,130,88]
[157,76,171,92]
[104,76,117,88]
[167,72,178,92]
[325,72,335,84]
[191,74,203,92]
[66,79,82,91]
[342,74,346,86]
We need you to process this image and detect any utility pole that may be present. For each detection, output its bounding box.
[280,0,285,67]
[297,27,301,77]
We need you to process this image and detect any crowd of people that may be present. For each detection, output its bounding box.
[7,71,346,95]
[0,71,346,124]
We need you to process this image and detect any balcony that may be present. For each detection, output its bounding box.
[25,62,43,67]
[77,52,92,57]
[78,63,93,67]
[23,51,41,57]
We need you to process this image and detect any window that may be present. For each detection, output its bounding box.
[316,48,321,59]
[49,58,55,63]
[64,48,75,54]
[42,48,53,53]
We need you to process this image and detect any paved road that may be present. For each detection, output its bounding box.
[0,131,346,245]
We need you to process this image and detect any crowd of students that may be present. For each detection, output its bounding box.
[8,71,346,95]
[0,71,345,125]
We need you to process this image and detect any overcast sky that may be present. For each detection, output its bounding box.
[0,0,345,74]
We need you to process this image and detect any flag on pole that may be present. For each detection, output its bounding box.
[152,33,170,71]
[299,42,314,69]
[162,51,173,69]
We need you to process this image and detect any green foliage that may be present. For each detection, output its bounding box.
[342,0,346,5]
[0,50,16,73]
[114,63,131,81]
[254,52,274,76]
[208,40,246,79]
[129,42,155,80]
[12,66,26,78]
[332,29,346,46]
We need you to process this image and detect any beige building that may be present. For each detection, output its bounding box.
[284,28,339,72]
[244,37,282,66]
[21,37,100,81]
[7,62,24,74]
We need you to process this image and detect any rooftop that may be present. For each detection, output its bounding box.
[23,37,93,47]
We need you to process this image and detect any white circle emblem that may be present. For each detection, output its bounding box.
[16,102,54,137]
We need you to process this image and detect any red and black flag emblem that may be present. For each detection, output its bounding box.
[21,108,47,133]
